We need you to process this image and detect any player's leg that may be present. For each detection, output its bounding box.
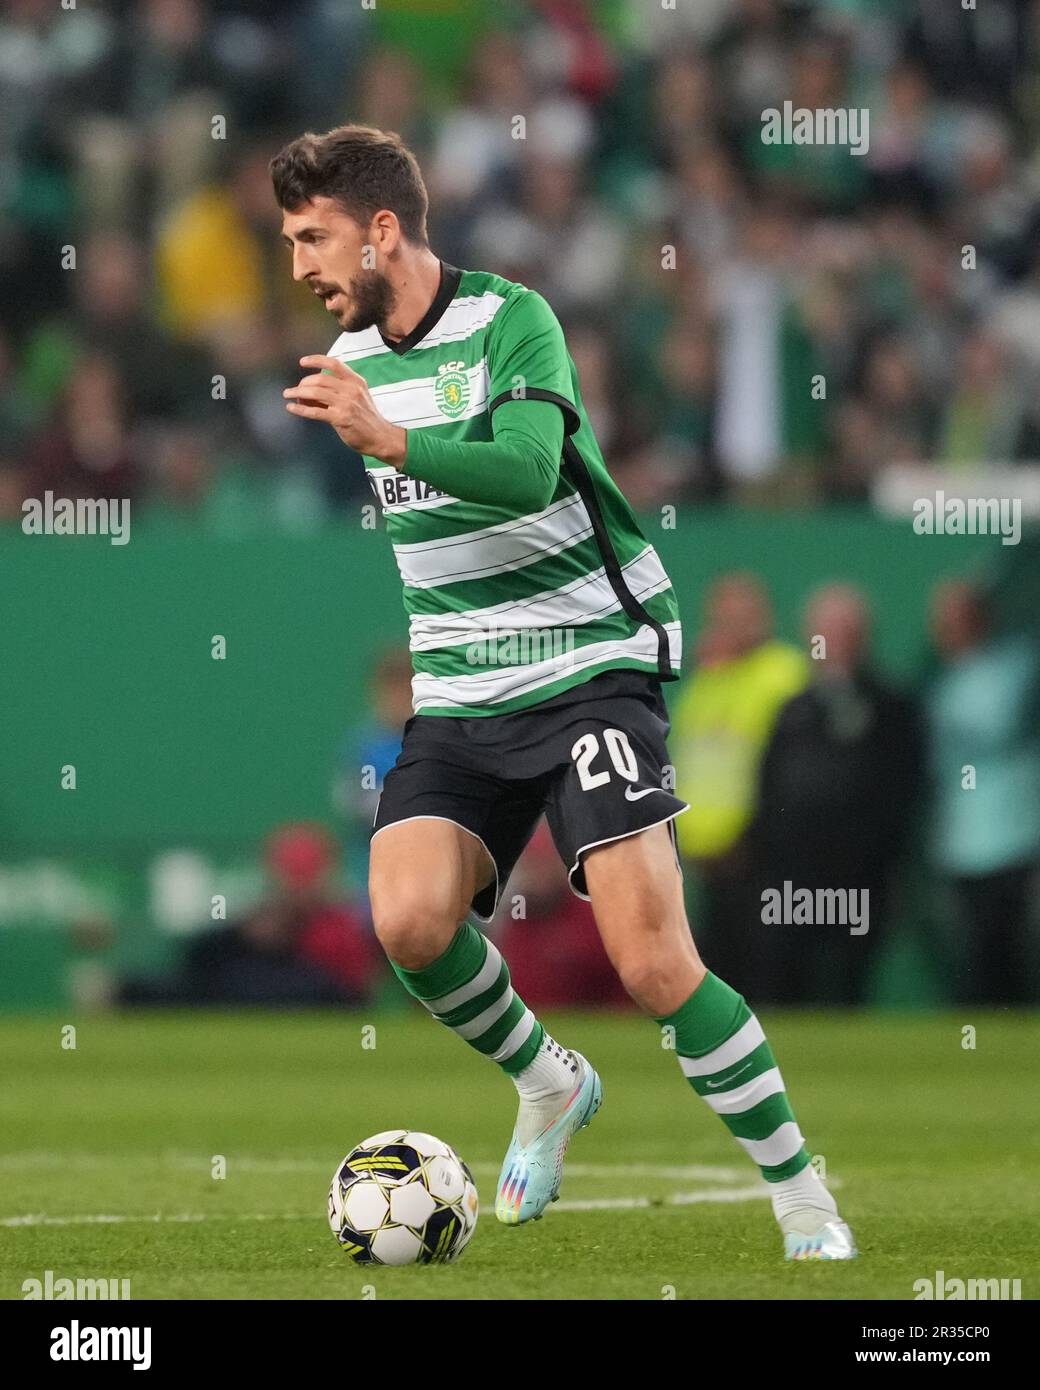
[370,816,550,1076]
[580,821,856,1260]
[544,679,855,1261]
[369,816,490,970]
[369,791,598,1225]
[580,820,706,1011]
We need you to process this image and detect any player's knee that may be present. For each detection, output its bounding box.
[613,940,703,1014]
[615,955,675,1009]
[369,882,463,969]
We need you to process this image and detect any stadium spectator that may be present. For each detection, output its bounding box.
[23,352,140,503]
[673,572,809,995]
[471,148,624,321]
[713,202,829,499]
[155,139,295,345]
[938,330,1029,468]
[927,580,1040,1005]
[495,822,630,1010]
[616,318,719,507]
[754,583,924,1005]
[120,823,381,1006]
[334,647,415,889]
[19,233,213,427]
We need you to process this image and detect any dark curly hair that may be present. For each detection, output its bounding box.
[269,124,428,244]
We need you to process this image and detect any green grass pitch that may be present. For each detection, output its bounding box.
[1,1008,1036,1300]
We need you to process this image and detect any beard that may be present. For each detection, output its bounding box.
[333,269,396,333]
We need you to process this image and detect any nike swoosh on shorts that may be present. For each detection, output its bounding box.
[624,786,662,801]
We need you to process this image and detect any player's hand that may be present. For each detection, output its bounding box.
[283,356,407,466]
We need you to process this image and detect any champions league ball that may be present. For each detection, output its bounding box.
[328,1130,479,1265]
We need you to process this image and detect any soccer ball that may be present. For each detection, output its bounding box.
[328,1129,479,1265]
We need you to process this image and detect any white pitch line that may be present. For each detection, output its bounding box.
[0,1153,749,1183]
[522,1163,748,1182]
[1,1212,297,1228]
[2,1181,804,1229]
[552,1184,772,1212]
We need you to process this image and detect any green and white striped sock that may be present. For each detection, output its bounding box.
[656,971,812,1183]
[392,923,544,1076]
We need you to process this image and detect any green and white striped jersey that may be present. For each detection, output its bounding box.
[330,263,682,716]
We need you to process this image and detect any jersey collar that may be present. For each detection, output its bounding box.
[379,260,462,355]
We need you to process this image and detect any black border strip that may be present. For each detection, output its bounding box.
[561,438,675,681]
[487,387,581,437]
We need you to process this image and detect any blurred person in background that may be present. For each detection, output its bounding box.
[950,115,1032,283]
[831,331,932,497]
[291,0,371,131]
[156,137,313,346]
[496,822,630,1010]
[24,351,140,503]
[73,233,212,419]
[471,146,624,321]
[903,0,1026,113]
[353,46,432,165]
[428,31,534,216]
[865,60,946,215]
[120,823,380,1007]
[858,333,933,460]
[564,315,702,510]
[618,317,720,507]
[334,648,415,889]
[713,202,827,500]
[672,139,743,275]
[711,0,798,141]
[747,34,868,214]
[560,319,620,462]
[673,573,809,995]
[200,311,333,524]
[927,580,1040,1005]
[754,583,923,1005]
[17,232,214,433]
[938,330,1030,468]
[75,0,221,222]
[596,44,718,204]
[989,242,1040,385]
[148,418,210,507]
[900,226,975,414]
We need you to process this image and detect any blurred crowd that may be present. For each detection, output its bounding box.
[672,571,1040,1007]
[3,0,1040,523]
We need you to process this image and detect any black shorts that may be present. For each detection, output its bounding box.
[372,670,689,922]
